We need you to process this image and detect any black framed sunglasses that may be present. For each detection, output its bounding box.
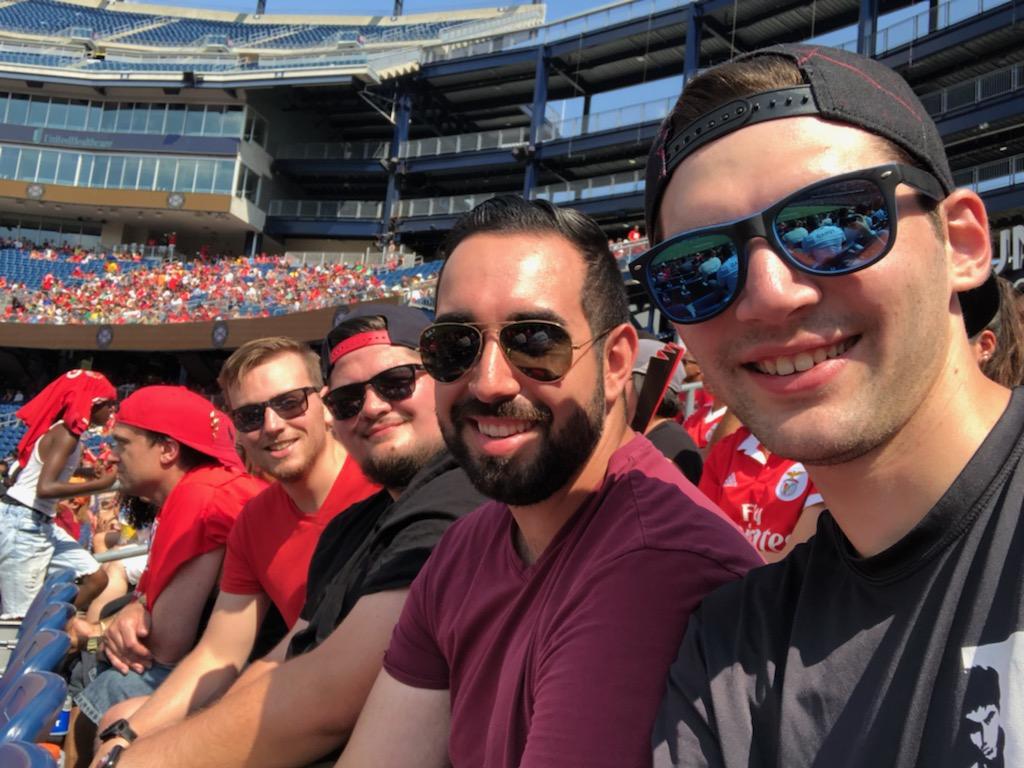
[630,164,945,324]
[229,386,320,433]
[419,320,611,384]
[323,364,425,420]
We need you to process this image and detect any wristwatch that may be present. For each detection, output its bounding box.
[98,718,137,743]
[98,744,125,767]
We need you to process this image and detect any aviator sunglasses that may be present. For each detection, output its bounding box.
[630,164,945,324]
[419,320,611,384]
[323,364,425,420]
[229,386,319,433]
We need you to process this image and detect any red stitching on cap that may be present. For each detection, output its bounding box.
[801,50,923,122]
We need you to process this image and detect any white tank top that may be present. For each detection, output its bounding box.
[6,423,84,518]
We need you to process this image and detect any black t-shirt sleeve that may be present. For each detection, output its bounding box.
[359,515,457,597]
[652,608,723,768]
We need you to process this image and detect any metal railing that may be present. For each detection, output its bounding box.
[919,62,1024,116]
[532,169,645,205]
[267,199,383,219]
[400,126,531,158]
[953,152,1024,194]
[424,0,680,63]
[277,141,388,161]
[397,191,496,218]
[836,0,1011,54]
[438,6,546,45]
[551,96,674,139]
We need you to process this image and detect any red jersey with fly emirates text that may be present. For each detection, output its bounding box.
[699,427,823,556]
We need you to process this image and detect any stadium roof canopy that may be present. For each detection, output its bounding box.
[0,0,545,85]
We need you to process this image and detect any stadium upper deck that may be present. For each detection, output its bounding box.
[0,0,1020,305]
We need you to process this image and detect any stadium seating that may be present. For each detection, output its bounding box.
[0,630,71,700]
[0,740,57,768]
[13,603,75,642]
[0,0,152,38]
[0,670,66,743]
[15,579,77,642]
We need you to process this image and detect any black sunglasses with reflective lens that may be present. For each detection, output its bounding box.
[419,320,610,384]
[323,364,425,421]
[631,164,945,325]
[229,386,320,433]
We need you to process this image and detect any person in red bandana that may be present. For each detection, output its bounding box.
[0,369,118,618]
[67,386,266,763]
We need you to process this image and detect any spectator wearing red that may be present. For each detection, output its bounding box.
[90,337,378,766]
[68,386,266,760]
[699,426,826,563]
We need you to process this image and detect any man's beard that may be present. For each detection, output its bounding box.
[441,384,606,507]
[361,440,444,491]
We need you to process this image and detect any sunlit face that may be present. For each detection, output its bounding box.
[433,232,607,506]
[329,345,442,491]
[228,352,330,483]
[659,118,954,465]
[110,423,165,502]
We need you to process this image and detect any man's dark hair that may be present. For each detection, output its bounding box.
[143,429,217,472]
[964,665,1001,713]
[436,195,631,337]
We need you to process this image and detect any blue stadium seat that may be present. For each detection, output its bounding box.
[0,671,66,743]
[13,575,77,641]
[15,602,75,643]
[0,741,57,768]
[0,630,71,699]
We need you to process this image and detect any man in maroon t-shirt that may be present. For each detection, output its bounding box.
[339,196,760,768]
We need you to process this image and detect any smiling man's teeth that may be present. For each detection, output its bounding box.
[755,339,854,376]
[477,420,533,438]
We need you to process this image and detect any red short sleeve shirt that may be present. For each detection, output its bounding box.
[136,465,267,608]
[219,456,379,627]
[699,427,824,556]
[682,401,728,449]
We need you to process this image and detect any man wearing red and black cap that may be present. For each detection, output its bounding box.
[66,386,266,762]
[639,45,1017,766]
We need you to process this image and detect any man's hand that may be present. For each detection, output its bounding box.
[103,601,153,674]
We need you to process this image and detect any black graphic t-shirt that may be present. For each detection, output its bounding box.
[653,388,1024,768]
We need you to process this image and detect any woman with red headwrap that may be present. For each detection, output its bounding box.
[0,369,119,617]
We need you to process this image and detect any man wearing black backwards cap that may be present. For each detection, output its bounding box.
[102,306,485,768]
[635,45,1016,766]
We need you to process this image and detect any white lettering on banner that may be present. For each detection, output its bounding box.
[993,226,1024,274]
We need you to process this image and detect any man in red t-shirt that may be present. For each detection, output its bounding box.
[90,337,377,768]
[66,386,265,762]
[700,426,826,563]
[339,196,759,768]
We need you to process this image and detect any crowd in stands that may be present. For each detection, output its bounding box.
[0,244,441,325]
[4,46,1024,768]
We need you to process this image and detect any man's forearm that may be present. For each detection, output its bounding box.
[121,647,243,738]
[118,664,342,768]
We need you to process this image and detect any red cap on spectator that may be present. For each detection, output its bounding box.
[117,386,242,470]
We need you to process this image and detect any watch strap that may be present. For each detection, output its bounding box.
[98,718,137,744]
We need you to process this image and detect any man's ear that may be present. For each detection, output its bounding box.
[602,323,639,406]
[941,189,992,293]
[159,436,181,468]
[319,385,335,426]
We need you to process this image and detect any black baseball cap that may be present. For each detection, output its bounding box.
[323,303,431,378]
[644,43,955,243]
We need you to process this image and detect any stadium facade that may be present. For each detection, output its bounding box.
[0,0,1020,315]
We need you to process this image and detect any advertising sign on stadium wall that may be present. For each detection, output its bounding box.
[0,125,239,156]
[993,224,1024,287]
[0,300,399,351]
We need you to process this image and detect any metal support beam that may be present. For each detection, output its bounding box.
[382,91,412,243]
[523,46,549,197]
[581,93,592,135]
[684,2,702,81]
[857,0,879,57]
